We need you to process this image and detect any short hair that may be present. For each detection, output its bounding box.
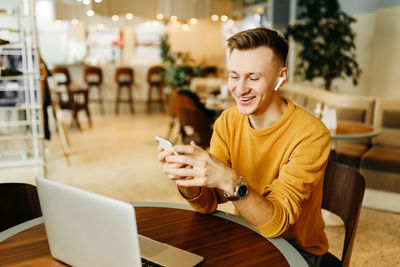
[227,28,288,65]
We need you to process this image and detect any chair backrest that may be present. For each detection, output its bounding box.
[115,67,134,84]
[322,161,365,267]
[84,66,103,84]
[372,97,400,148]
[52,66,71,86]
[147,66,165,84]
[281,83,375,124]
[172,90,213,148]
[202,66,218,77]
[0,183,42,232]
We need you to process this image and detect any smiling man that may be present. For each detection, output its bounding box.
[158,28,331,267]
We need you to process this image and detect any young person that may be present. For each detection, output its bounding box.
[158,28,331,266]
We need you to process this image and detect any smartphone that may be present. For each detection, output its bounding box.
[155,136,178,155]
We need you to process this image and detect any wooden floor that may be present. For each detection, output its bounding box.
[2,102,400,266]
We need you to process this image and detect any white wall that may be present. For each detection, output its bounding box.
[334,5,400,98]
[167,19,226,69]
[290,2,400,98]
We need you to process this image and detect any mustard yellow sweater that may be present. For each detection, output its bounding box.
[185,98,331,255]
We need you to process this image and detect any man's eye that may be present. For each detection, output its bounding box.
[249,76,259,81]
[230,75,239,79]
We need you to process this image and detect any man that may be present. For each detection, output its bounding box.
[158,28,331,266]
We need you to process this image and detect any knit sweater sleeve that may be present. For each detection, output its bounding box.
[255,128,331,237]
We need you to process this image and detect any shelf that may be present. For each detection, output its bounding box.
[0,48,36,55]
[0,120,40,127]
[0,158,44,169]
[0,13,33,18]
[0,73,39,80]
[0,105,42,111]
[0,44,37,49]
[0,86,29,91]
[0,134,44,141]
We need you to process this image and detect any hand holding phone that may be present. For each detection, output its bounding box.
[155,136,178,155]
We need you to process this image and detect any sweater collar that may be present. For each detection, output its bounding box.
[245,97,295,136]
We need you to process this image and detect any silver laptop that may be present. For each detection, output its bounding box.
[36,177,203,267]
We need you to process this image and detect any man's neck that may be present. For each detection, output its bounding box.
[248,96,287,130]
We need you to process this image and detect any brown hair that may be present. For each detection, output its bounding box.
[227,27,288,65]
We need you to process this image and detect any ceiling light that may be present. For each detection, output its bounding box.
[126,13,133,20]
[170,15,177,22]
[112,15,119,21]
[83,0,90,5]
[87,10,94,16]
[211,14,218,21]
[190,18,197,25]
[71,19,79,25]
[227,19,234,25]
[182,24,190,32]
[94,0,102,2]
[156,13,164,20]
[221,15,228,22]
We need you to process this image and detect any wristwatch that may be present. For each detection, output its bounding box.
[223,176,248,201]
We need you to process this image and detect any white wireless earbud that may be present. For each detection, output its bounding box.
[274,77,285,91]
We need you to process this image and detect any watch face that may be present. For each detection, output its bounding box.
[237,184,248,198]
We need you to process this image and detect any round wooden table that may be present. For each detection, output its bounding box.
[0,202,308,267]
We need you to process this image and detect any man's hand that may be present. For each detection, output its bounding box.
[163,141,241,195]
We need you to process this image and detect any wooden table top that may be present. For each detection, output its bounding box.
[331,120,380,140]
[0,205,300,267]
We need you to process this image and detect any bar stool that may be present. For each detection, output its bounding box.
[84,66,104,114]
[51,66,92,129]
[115,67,134,115]
[146,66,165,113]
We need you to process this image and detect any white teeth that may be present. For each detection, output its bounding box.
[239,96,255,101]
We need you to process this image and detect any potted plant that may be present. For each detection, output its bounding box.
[286,0,361,90]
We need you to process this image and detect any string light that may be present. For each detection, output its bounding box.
[71,19,79,25]
[112,15,119,21]
[87,10,94,16]
[211,14,219,21]
[170,15,178,22]
[83,0,90,5]
[221,15,228,22]
[126,13,133,20]
[190,18,197,25]
[156,13,164,20]
[182,24,190,32]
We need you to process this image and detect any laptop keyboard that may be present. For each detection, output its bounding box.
[141,257,164,267]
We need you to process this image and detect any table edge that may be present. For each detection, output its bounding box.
[0,202,308,267]
[133,202,308,267]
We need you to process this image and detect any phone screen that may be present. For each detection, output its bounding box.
[155,136,178,155]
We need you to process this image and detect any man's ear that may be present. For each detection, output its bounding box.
[273,68,288,91]
[274,77,285,91]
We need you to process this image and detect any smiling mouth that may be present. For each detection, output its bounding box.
[239,96,256,102]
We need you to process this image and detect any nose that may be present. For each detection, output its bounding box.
[236,77,250,95]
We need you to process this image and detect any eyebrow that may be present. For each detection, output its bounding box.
[228,70,263,76]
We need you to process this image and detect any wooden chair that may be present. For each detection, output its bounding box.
[0,183,42,232]
[39,59,70,165]
[321,161,365,267]
[51,66,92,130]
[84,66,104,114]
[146,66,165,113]
[115,67,134,114]
[202,66,218,77]
[172,90,213,149]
